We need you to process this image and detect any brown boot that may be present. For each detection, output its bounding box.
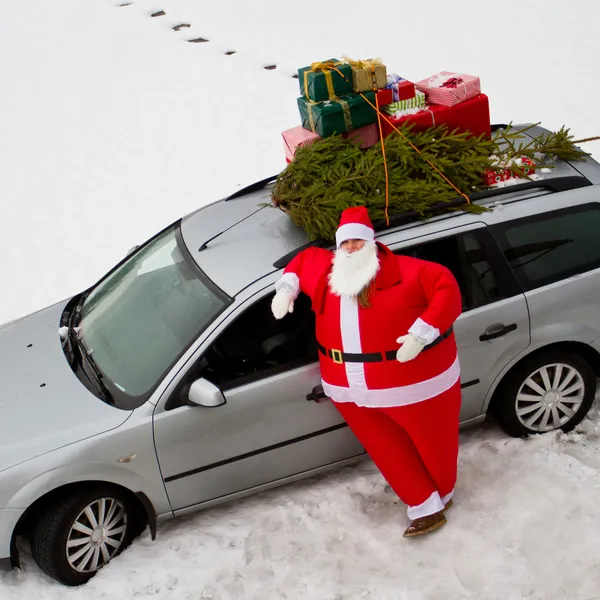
[403,510,447,538]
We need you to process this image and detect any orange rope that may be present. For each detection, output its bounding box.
[331,67,471,206]
[375,91,390,225]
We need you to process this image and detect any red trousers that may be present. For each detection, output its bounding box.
[334,381,462,519]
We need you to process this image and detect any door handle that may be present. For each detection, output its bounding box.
[479,323,517,341]
[306,384,330,403]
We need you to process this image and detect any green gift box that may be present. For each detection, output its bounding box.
[298,59,353,102]
[297,91,377,138]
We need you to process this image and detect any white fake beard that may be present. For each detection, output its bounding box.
[328,241,380,297]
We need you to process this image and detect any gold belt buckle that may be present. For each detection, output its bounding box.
[330,348,343,364]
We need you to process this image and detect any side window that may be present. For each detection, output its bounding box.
[491,204,600,291]
[397,231,504,311]
[177,292,317,394]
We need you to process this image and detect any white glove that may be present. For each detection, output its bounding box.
[396,333,426,363]
[271,290,295,320]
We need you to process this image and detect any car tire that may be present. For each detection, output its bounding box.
[31,486,139,586]
[493,351,597,437]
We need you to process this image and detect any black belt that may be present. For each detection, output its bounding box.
[317,327,453,365]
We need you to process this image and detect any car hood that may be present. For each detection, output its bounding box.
[0,301,131,473]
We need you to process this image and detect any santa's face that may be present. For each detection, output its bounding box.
[340,239,366,253]
[328,239,380,297]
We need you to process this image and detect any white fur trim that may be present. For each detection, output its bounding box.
[408,317,440,345]
[322,355,460,407]
[340,294,367,389]
[275,272,300,299]
[407,491,445,520]
[335,223,374,248]
[441,490,454,506]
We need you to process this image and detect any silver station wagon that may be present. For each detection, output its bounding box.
[1,124,600,585]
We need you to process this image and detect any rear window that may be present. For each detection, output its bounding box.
[491,204,600,291]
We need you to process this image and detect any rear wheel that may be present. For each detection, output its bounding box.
[31,487,140,586]
[492,351,597,437]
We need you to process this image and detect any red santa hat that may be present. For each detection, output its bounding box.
[335,206,375,248]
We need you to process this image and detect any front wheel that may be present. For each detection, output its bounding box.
[492,351,597,437]
[31,487,140,586]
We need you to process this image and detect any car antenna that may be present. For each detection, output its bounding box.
[198,206,265,251]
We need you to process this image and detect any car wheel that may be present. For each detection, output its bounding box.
[31,487,138,586]
[493,351,597,437]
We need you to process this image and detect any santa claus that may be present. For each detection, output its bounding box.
[271,205,463,537]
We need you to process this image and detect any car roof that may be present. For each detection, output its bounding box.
[180,124,600,296]
[180,186,310,296]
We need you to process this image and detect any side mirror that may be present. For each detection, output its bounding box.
[187,378,226,408]
[126,245,140,256]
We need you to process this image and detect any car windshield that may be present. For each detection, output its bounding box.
[76,223,231,409]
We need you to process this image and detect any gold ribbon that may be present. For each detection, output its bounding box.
[303,60,343,99]
[305,97,354,134]
[332,97,353,131]
[341,56,383,91]
[307,102,317,133]
[341,56,383,70]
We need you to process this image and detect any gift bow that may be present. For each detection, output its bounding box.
[305,60,345,99]
[341,56,384,70]
[442,77,464,88]
[309,60,344,73]
[386,73,405,85]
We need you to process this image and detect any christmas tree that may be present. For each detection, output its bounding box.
[270,122,594,241]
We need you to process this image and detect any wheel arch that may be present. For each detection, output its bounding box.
[486,340,600,415]
[11,481,156,569]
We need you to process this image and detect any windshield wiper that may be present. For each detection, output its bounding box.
[69,328,116,405]
[65,294,116,405]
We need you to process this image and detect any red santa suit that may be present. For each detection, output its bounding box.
[273,206,463,522]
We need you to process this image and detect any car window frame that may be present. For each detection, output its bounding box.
[489,202,600,292]
[385,223,522,312]
[164,284,319,411]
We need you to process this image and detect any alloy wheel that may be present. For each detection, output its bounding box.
[515,362,585,433]
[65,497,129,573]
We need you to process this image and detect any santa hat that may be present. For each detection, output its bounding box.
[335,206,375,248]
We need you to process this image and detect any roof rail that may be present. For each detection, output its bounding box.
[272,175,592,269]
[225,174,279,200]
[273,239,333,269]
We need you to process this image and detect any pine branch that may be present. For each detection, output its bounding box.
[270,120,596,241]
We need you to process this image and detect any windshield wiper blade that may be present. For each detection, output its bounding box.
[68,328,116,405]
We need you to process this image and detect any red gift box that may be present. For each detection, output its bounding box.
[484,157,536,186]
[379,93,491,140]
[343,122,380,148]
[376,88,393,107]
[395,80,416,101]
[415,71,481,107]
[385,77,416,102]
[282,125,321,162]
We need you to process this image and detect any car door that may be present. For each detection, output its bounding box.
[388,223,531,423]
[152,287,365,513]
[489,202,600,348]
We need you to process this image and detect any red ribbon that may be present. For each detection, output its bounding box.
[442,77,463,89]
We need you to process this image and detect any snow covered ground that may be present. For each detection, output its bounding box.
[2,0,600,598]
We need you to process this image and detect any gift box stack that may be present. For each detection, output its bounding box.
[281,60,494,166]
[378,70,491,141]
[282,58,389,163]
